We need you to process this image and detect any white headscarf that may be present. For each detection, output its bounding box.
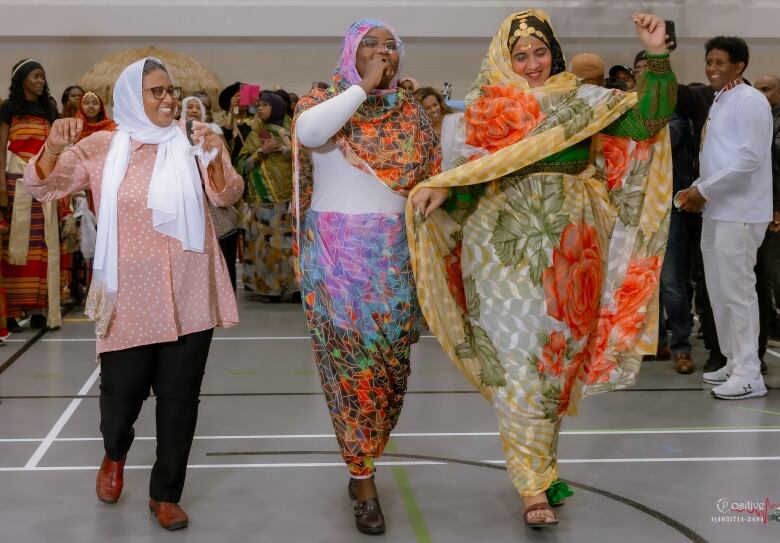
[87,57,205,338]
[181,95,206,122]
[182,95,224,138]
[180,95,221,164]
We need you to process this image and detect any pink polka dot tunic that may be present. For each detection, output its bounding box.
[23,130,243,354]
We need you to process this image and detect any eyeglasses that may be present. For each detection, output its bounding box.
[143,86,183,100]
[359,37,401,53]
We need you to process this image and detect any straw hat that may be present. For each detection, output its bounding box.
[77,46,224,112]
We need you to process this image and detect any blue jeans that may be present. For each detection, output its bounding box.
[659,210,693,353]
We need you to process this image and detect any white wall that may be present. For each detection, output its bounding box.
[0,1,778,105]
[2,0,778,39]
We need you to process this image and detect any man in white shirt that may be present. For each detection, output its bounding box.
[678,36,773,399]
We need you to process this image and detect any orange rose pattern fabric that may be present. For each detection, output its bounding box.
[543,220,604,341]
[465,85,545,152]
[600,135,631,190]
[405,9,674,497]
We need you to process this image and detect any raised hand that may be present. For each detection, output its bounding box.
[632,13,667,55]
[47,118,83,154]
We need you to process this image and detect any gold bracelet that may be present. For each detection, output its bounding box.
[645,54,672,74]
[43,141,62,159]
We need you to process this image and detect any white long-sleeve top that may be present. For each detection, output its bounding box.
[295,85,407,214]
[693,83,773,223]
[441,112,465,171]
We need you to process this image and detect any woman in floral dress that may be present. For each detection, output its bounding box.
[410,10,675,526]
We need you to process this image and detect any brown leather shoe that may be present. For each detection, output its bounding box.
[348,475,375,500]
[674,352,695,374]
[96,455,125,504]
[348,477,358,500]
[354,497,385,534]
[656,344,672,361]
[148,499,189,530]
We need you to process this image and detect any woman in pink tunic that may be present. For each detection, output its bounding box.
[23,57,243,531]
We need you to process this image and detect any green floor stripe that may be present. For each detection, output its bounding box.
[387,439,433,543]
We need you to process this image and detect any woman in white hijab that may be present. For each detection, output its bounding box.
[182,95,223,136]
[23,57,243,531]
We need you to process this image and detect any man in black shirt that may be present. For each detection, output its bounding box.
[756,74,780,344]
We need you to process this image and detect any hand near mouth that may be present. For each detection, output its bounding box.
[359,57,394,94]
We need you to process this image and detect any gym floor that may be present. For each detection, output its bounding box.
[1,294,779,543]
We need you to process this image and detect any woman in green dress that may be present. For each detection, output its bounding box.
[237,91,298,301]
[409,10,676,526]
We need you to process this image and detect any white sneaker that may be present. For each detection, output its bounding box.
[703,366,730,385]
[711,375,767,400]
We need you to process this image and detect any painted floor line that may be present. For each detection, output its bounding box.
[3,427,780,444]
[22,366,100,469]
[2,456,780,472]
[387,439,433,543]
[0,461,444,472]
[39,335,439,342]
[737,406,780,416]
[487,456,780,464]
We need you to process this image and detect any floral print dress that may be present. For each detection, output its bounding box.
[407,10,676,498]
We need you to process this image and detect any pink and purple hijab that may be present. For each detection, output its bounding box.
[334,18,405,94]
[291,18,440,263]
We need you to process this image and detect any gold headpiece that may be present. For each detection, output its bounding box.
[509,13,551,52]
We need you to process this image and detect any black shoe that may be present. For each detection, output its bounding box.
[761,359,768,375]
[354,498,385,535]
[249,294,281,303]
[30,314,47,329]
[6,318,22,333]
[702,353,727,373]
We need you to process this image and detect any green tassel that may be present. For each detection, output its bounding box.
[545,480,574,505]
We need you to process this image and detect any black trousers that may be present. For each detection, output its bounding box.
[218,231,239,291]
[99,328,214,503]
